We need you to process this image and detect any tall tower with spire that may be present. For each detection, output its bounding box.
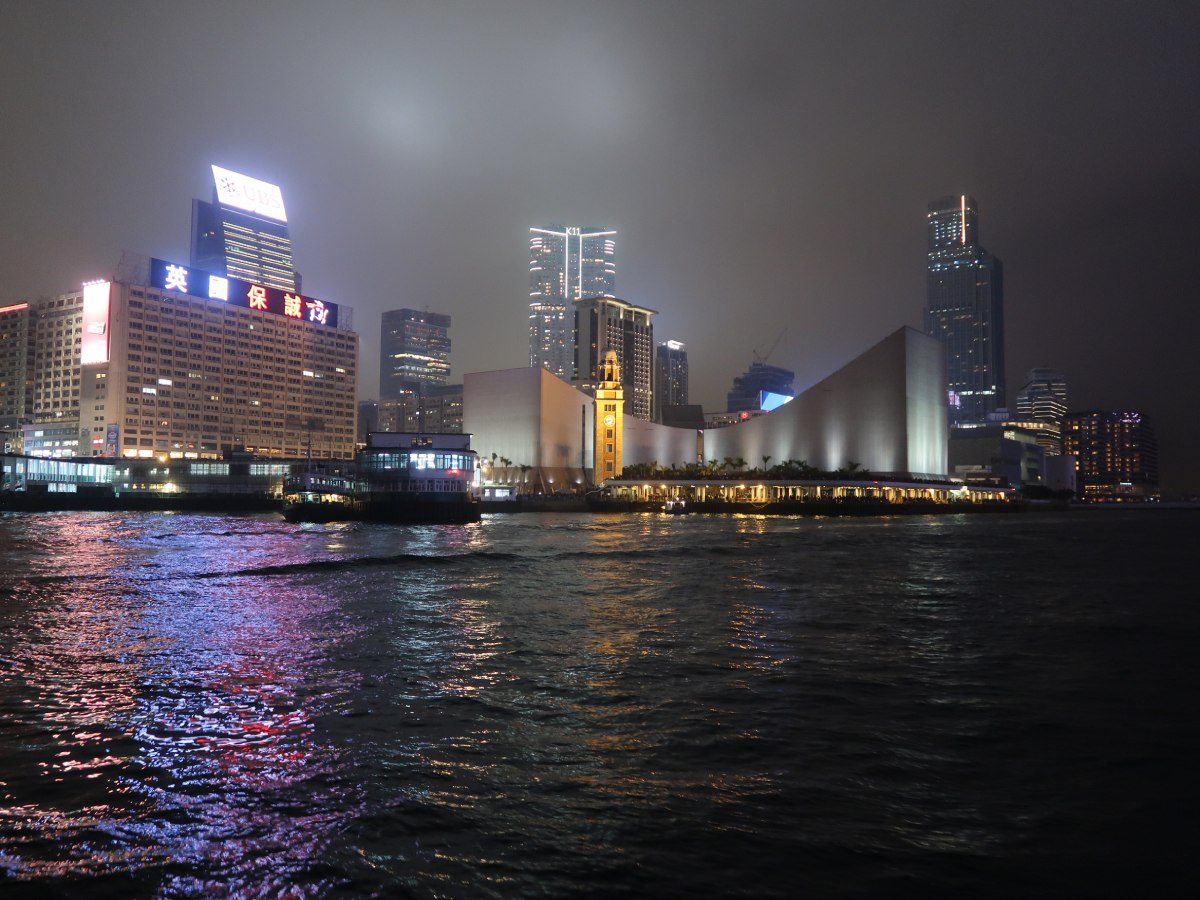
[924,195,1005,428]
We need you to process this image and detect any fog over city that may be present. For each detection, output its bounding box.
[2,0,1197,490]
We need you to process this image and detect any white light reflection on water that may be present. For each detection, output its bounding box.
[0,513,365,892]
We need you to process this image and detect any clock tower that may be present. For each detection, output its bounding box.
[593,350,623,482]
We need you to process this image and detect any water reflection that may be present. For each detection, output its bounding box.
[0,514,362,892]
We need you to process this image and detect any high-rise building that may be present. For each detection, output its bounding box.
[376,384,463,435]
[529,226,616,378]
[925,195,1005,427]
[653,340,689,423]
[573,296,655,420]
[1063,410,1159,502]
[17,257,357,460]
[726,362,795,414]
[191,165,297,292]
[1015,368,1068,455]
[379,309,451,401]
[0,301,34,445]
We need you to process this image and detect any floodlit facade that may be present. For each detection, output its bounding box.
[925,195,1005,427]
[379,308,451,400]
[529,225,616,378]
[20,257,358,460]
[1,301,35,445]
[464,326,948,488]
[573,296,655,421]
[653,340,688,423]
[700,327,947,477]
[191,165,297,292]
[463,367,594,492]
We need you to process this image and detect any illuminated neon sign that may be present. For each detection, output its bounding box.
[149,258,339,328]
[211,165,287,222]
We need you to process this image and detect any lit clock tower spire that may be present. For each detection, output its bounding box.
[593,350,623,482]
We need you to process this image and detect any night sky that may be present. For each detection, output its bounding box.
[3,1,1198,492]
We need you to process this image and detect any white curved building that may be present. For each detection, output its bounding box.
[463,326,947,488]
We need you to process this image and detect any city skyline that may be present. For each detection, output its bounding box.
[2,2,1197,491]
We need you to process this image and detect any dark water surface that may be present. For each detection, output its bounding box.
[1,510,1197,897]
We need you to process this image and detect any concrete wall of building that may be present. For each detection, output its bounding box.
[703,327,946,476]
[622,417,703,469]
[464,367,594,491]
[463,326,949,488]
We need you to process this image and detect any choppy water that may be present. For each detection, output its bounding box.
[1,509,1197,898]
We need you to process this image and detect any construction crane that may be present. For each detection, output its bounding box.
[753,327,787,365]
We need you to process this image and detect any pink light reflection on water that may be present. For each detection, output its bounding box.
[0,512,367,892]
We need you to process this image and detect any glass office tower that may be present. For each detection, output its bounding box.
[924,195,1005,428]
[529,226,616,379]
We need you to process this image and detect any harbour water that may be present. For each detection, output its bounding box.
[1,509,1197,897]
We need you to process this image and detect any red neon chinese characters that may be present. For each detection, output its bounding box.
[283,293,303,318]
[247,285,269,310]
[306,299,329,326]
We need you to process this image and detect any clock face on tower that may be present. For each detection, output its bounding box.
[603,414,615,427]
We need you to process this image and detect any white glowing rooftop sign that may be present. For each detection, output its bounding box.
[211,165,287,222]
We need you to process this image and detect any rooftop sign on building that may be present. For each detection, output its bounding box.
[211,165,287,223]
[150,258,338,328]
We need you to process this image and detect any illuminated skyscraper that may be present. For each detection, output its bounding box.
[653,340,689,423]
[573,296,654,421]
[1015,368,1068,455]
[1063,410,1159,502]
[925,195,1005,427]
[379,309,451,401]
[529,225,616,378]
[191,165,297,292]
[0,301,34,444]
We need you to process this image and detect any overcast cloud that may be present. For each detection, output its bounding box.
[2,1,1198,489]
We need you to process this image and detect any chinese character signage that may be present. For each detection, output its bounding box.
[149,258,339,328]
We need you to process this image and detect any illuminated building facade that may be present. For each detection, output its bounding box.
[379,308,451,400]
[529,225,616,378]
[1015,368,1068,455]
[1063,410,1159,502]
[573,296,655,421]
[191,165,297,292]
[464,326,948,489]
[925,195,1006,427]
[653,340,688,424]
[593,350,624,480]
[1,301,35,445]
[25,257,357,460]
[377,384,463,435]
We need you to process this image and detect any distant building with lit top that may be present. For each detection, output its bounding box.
[573,296,655,421]
[379,308,451,401]
[653,340,688,424]
[1063,410,1159,502]
[1,301,35,448]
[12,255,357,460]
[1015,368,1068,455]
[925,195,1005,427]
[529,225,616,378]
[727,362,794,414]
[191,165,297,292]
